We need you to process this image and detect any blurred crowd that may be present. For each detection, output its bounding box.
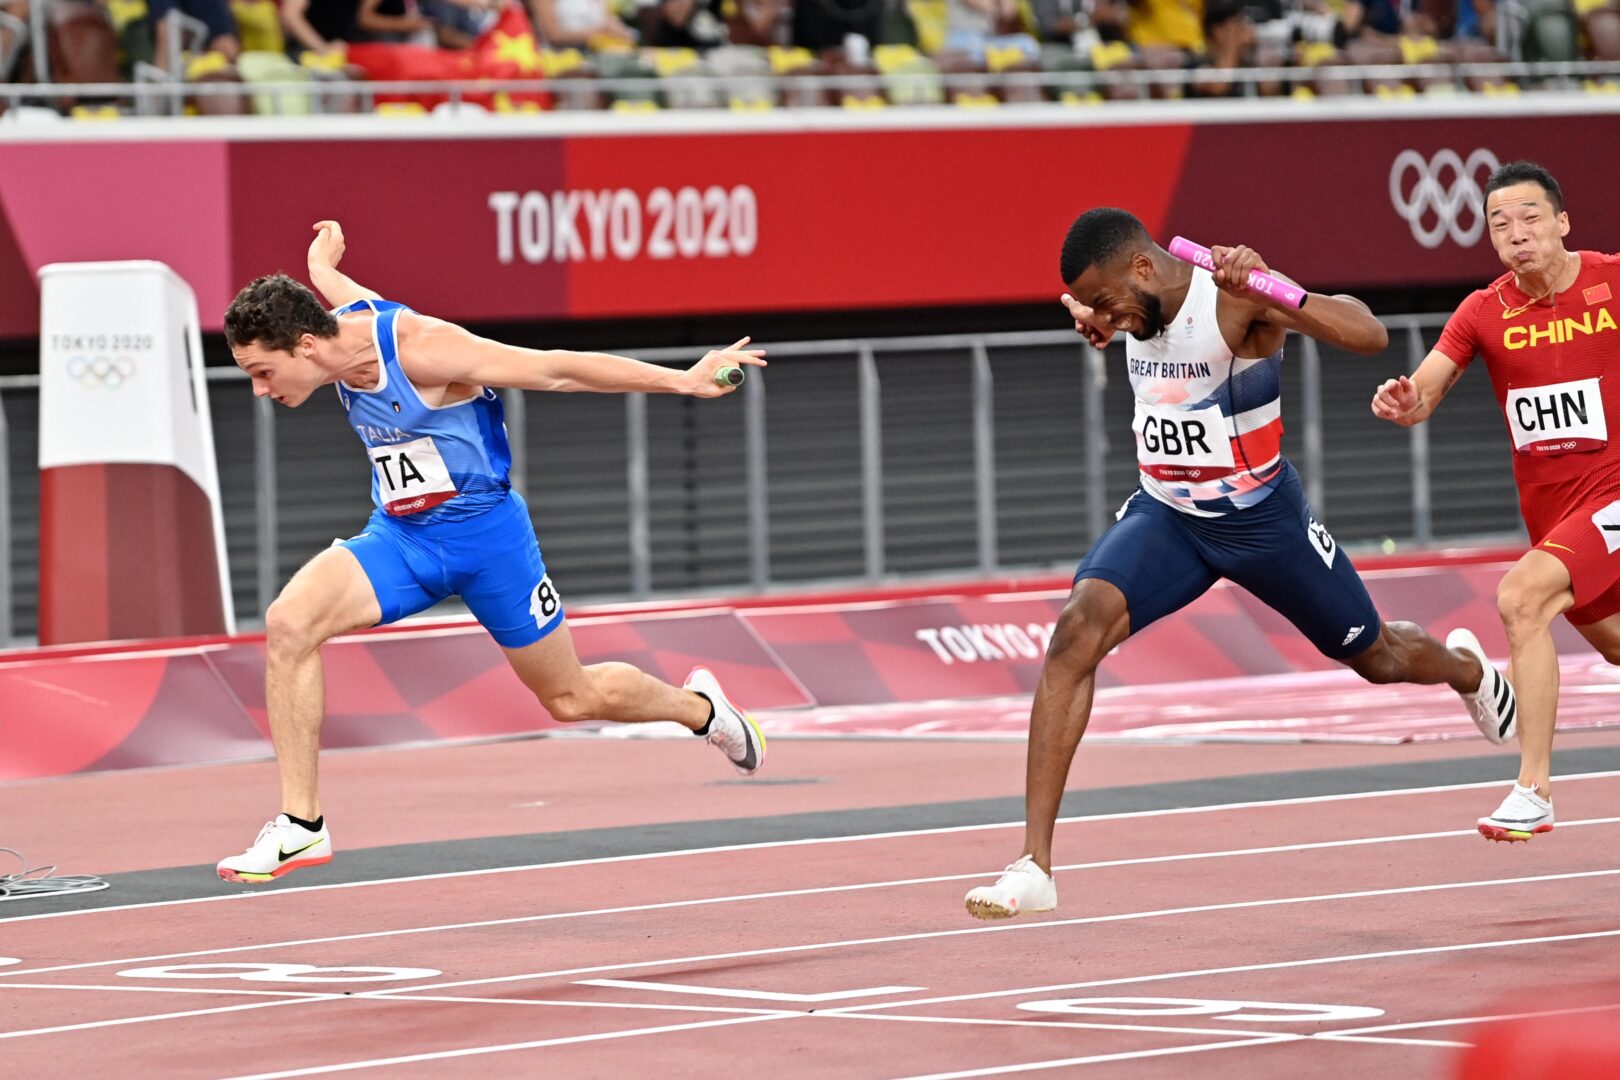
[2,0,1619,113]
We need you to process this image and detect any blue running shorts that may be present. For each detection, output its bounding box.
[338,490,565,649]
[1076,462,1381,660]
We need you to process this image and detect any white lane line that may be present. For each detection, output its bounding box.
[1315,1033,1472,1048]
[0,992,792,1043]
[351,869,1620,1000]
[11,815,1615,983]
[826,1011,1471,1049]
[816,1009,1334,1041]
[579,979,924,1003]
[8,770,1615,926]
[221,1012,804,1080]
[820,928,1620,1016]
[7,925,1611,1045]
[1330,1001,1620,1037]
[401,994,788,1016]
[0,997,325,1041]
[0,983,333,999]
[887,1036,1296,1079]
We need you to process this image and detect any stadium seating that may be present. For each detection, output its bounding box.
[2,0,1609,116]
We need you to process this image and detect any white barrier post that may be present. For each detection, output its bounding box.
[37,261,235,644]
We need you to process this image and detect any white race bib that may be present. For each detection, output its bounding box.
[1133,401,1236,481]
[369,436,459,516]
[1506,377,1607,456]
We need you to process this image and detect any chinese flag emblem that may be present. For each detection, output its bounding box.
[1585,282,1613,306]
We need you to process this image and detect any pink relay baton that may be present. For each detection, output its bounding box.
[1168,236,1307,309]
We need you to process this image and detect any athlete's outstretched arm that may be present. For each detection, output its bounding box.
[1371,349,1464,427]
[1209,244,1389,354]
[401,315,767,398]
[306,221,382,308]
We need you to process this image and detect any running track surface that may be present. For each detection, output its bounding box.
[3,730,1619,1079]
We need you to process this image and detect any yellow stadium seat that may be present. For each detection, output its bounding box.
[873,44,921,72]
[984,43,1030,72]
[612,98,661,112]
[953,91,1000,107]
[537,47,587,77]
[300,48,349,72]
[1059,89,1103,105]
[728,96,774,111]
[70,104,123,120]
[492,92,544,113]
[375,101,428,116]
[184,50,232,79]
[841,93,887,109]
[1294,41,1336,66]
[648,48,700,76]
[1290,84,1317,100]
[237,51,312,115]
[1090,41,1132,71]
[767,45,815,74]
[1374,83,1416,98]
[1481,80,1520,95]
[1584,78,1620,93]
[1398,35,1438,63]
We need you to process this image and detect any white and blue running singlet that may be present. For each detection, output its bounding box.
[334,299,513,525]
[1127,267,1285,517]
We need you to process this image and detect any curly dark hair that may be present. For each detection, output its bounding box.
[223,274,339,351]
[1060,208,1151,286]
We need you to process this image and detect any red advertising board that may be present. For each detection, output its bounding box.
[1,105,1617,337]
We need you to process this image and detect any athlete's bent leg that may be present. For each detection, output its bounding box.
[263,546,383,821]
[502,621,710,729]
[1497,550,1576,797]
[503,621,765,773]
[1021,578,1132,873]
[1341,621,1482,692]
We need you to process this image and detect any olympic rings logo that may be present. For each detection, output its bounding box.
[1388,148,1500,249]
[65,355,135,389]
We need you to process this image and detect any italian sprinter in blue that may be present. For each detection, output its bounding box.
[216,221,766,884]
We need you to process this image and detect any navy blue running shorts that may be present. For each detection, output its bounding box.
[1075,462,1381,660]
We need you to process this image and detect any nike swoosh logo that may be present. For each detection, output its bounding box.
[737,715,761,770]
[1543,542,1575,553]
[278,838,325,863]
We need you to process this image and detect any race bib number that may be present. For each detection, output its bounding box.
[369,436,458,516]
[1506,378,1606,456]
[1133,402,1236,481]
[530,574,562,626]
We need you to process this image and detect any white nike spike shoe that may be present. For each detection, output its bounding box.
[1448,628,1518,744]
[685,666,766,776]
[217,815,333,884]
[1478,784,1554,842]
[965,855,1058,920]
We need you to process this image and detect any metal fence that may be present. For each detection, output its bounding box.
[0,312,1523,645]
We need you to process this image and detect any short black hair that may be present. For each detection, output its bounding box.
[223,274,339,352]
[1060,208,1151,285]
[1485,160,1564,214]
